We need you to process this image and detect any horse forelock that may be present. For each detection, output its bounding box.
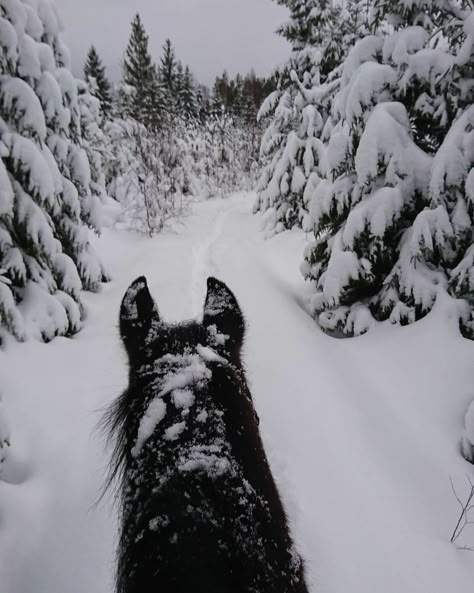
[101,320,243,503]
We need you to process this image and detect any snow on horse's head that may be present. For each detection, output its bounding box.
[103,276,309,593]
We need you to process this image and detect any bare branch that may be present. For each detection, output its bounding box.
[450,475,474,550]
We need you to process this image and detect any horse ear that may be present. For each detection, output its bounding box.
[120,277,161,355]
[203,277,245,357]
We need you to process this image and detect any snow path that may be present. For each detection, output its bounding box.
[1,192,474,593]
[188,203,239,317]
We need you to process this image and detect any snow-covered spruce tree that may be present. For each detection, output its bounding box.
[84,45,112,118]
[159,39,178,116]
[122,14,164,127]
[175,61,184,107]
[275,0,346,80]
[302,1,474,336]
[179,66,198,122]
[411,8,474,338]
[51,67,109,292]
[367,0,474,337]
[256,67,342,237]
[77,81,108,212]
[255,0,348,236]
[0,0,106,341]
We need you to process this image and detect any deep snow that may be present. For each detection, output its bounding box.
[1,192,474,593]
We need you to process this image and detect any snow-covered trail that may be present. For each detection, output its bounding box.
[1,193,474,593]
[188,195,474,592]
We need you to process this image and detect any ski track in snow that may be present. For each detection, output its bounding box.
[188,203,239,318]
[1,192,474,593]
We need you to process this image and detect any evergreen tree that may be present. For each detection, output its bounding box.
[0,0,107,342]
[409,6,474,338]
[196,85,211,122]
[212,71,232,113]
[123,14,162,127]
[180,66,198,121]
[174,61,185,113]
[255,0,348,235]
[276,0,343,81]
[302,0,474,336]
[84,46,112,118]
[159,39,178,115]
[233,74,245,119]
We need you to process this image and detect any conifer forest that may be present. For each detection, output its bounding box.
[1,2,474,593]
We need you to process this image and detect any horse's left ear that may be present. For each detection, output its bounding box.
[120,277,161,357]
[203,277,245,357]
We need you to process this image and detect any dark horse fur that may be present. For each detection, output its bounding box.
[103,276,309,593]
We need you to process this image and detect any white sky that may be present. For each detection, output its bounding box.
[56,0,290,85]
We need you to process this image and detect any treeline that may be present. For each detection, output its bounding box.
[85,17,274,128]
[82,13,274,235]
[211,71,277,125]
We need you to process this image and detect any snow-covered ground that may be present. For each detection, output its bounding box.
[1,192,474,593]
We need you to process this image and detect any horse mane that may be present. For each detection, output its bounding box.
[98,388,131,504]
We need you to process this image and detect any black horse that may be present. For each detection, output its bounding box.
[103,276,309,593]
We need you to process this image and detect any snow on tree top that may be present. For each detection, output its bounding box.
[382,26,427,66]
[37,0,62,37]
[0,17,18,61]
[464,11,474,38]
[36,71,65,125]
[430,106,474,204]
[23,2,44,40]
[355,102,432,193]
[0,159,14,216]
[342,186,404,248]
[341,36,383,86]
[1,77,47,140]
[321,236,360,305]
[336,62,397,124]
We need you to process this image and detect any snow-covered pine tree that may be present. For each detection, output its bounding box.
[196,84,210,123]
[255,0,344,236]
[159,39,178,117]
[407,7,474,338]
[211,71,231,115]
[0,0,106,342]
[123,14,163,127]
[238,81,260,181]
[175,61,184,111]
[276,0,344,80]
[302,0,474,336]
[84,45,112,118]
[436,100,474,338]
[76,79,113,261]
[180,66,198,122]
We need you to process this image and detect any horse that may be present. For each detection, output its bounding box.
[103,275,309,593]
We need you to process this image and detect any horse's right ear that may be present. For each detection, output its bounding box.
[120,277,161,355]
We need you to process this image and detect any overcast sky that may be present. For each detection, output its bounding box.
[56,0,290,86]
